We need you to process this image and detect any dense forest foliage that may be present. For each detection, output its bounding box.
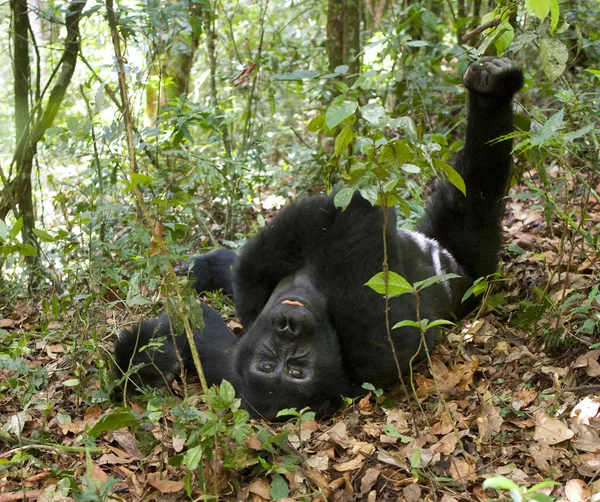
[0,0,599,499]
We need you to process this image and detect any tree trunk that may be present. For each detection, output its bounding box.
[1,0,87,259]
[326,0,362,81]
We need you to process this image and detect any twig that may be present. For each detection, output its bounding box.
[462,17,501,41]
[563,385,600,394]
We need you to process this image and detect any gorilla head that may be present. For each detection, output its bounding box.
[232,271,353,420]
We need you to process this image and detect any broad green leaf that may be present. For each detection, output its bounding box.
[0,219,8,241]
[233,409,250,426]
[220,379,237,404]
[494,20,515,55]
[270,473,289,500]
[63,378,80,387]
[401,163,420,174]
[510,32,537,52]
[393,140,414,163]
[539,38,568,81]
[33,228,55,242]
[526,0,550,21]
[67,116,79,134]
[88,410,136,438]
[366,271,413,297]
[183,445,203,471]
[334,65,349,74]
[307,115,325,132]
[334,127,355,156]
[20,244,37,257]
[434,159,466,196]
[333,187,355,210]
[360,102,386,125]
[130,172,154,187]
[274,70,320,81]
[10,217,23,240]
[585,69,600,78]
[325,101,358,129]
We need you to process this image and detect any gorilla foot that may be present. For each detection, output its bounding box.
[463,57,523,96]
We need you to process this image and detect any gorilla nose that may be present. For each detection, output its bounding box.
[271,303,313,338]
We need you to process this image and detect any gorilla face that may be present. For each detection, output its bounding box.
[233,272,352,420]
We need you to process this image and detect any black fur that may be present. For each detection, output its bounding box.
[177,248,237,297]
[114,58,523,420]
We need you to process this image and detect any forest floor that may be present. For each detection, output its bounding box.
[0,170,599,501]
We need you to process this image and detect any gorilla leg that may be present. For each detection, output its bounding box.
[419,57,524,280]
[114,304,239,392]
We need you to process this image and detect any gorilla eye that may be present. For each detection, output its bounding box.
[260,362,276,372]
[289,368,304,379]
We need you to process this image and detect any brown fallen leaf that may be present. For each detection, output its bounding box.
[334,454,365,472]
[248,478,271,500]
[533,410,574,445]
[359,467,381,495]
[147,473,184,494]
[565,479,591,502]
[403,483,421,502]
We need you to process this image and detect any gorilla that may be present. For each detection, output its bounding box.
[114,57,524,420]
[176,248,237,297]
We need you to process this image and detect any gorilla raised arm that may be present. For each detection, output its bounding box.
[114,57,523,420]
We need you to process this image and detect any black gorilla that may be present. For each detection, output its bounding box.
[114,57,524,420]
[176,248,237,297]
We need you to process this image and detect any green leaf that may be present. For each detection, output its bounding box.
[366,271,413,297]
[233,409,250,426]
[334,65,349,74]
[88,410,136,438]
[360,102,386,125]
[414,273,462,291]
[526,0,550,21]
[410,448,421,468]
[130,172,154,187]
[434,159,466,196]
[562,123,595,143]
[183,445,203,471]
[274,70,320,81]
[482,475,521,492]
[270,473,289,500]
[333,188,355,210]
[549,0,559,31]
[220,379,237,404]
[10,217,23,240]
[531,109,565,146]
[585,69,600,78]
[19,244,37,257]
[63,378,80,387]
[392,319,420,330]
[325,101,358,129]
[307,115,325,132]
[494,20,515,55]
[33,228,55,242]
[425,319,455,329]
[67,116,79,134]
[0,219,7,241]
[334,127,355,156]
[539,38,568,81]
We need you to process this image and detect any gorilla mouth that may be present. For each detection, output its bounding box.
[281,299,305,308]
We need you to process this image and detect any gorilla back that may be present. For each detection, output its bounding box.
[114,57,523,420]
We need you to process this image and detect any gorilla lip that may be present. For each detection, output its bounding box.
[281,299,305,308]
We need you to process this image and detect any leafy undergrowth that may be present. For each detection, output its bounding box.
[1,179,599,502]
